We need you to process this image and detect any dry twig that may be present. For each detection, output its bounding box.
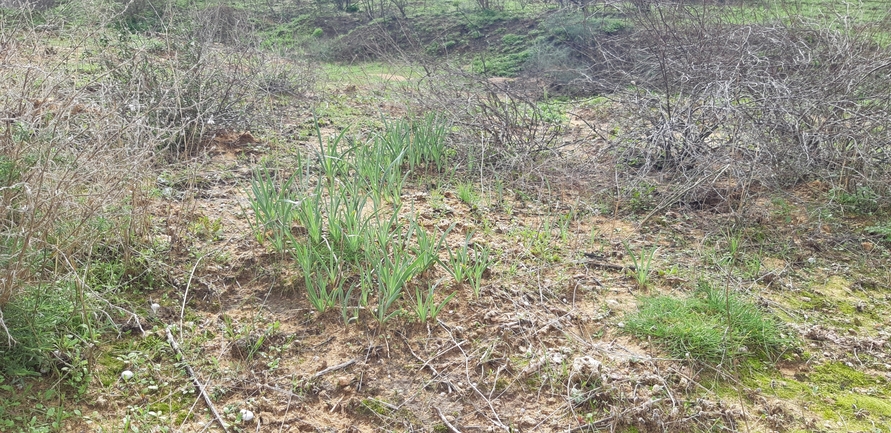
[311,358,356,380]
[166,326,228,432]
[434,406,463,433]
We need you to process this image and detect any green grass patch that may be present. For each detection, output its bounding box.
[624,281,794,364]
[471,51,530,77]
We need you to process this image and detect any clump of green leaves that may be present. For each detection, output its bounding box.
[624,281,793,364]
[866,223,891,242]
[445,234,492,297]
[625,243,657,290]
[456,183,478,207]
[245,167,299,252]
[830,186,882,215]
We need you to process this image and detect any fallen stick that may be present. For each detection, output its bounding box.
[580,260,635,272]
[311,359,357,380]
[166,326,228,432]
[434,406,463,433]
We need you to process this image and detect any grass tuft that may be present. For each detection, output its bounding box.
[624,281,794,364]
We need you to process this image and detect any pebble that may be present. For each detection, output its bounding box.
[337,376,352,387]
[240,409,254,422]
[121,370,134,380]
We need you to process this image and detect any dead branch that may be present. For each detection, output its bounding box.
[166,326,228,432]
[311,358,357,380]
[434,406,463,433]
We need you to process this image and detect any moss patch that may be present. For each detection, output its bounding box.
[835,394,891,417]
[810,362,883,390]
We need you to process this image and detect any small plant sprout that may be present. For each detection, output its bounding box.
[293,183,325,246]
[413,280,456,323]
[445,234,474,285]
[371,221,430,324]
[625,242,657,290]
[456,182,478,207]
[445,233,492,297]
[245,167,299,252]
[413,221,452,272]
[314,120,353,184]
[467,244,491,297]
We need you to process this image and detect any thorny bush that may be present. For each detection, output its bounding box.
[566,2,891,211]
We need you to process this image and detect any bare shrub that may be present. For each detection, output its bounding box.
[406,64,568,174]
[0,0,316,351]
[570,1,891,212]
[193,4,252,45]
[101,8,316,157]
[0,24,156,346]
[0,0,56,10]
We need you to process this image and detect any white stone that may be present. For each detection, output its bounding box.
[240,409,254,422]
[571,356,602,380]
[121,370,134,380]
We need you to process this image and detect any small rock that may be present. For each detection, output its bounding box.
[571,356,603,382]
[121,370,134,380]
[240,409,254,422]
[337,376,353,387]
[519,415,536,427]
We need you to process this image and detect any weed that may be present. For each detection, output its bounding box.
[866,223,891,242]
[625,182,657,213]
[457,182,479,207]
[471,51,531,77]
[624,243,657,290]
[445,234,492,297]
[246,167,298,251]
[413,281,456,323]
[831,185,882,215]
[189,215,222,241]
[516,222,560,262]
